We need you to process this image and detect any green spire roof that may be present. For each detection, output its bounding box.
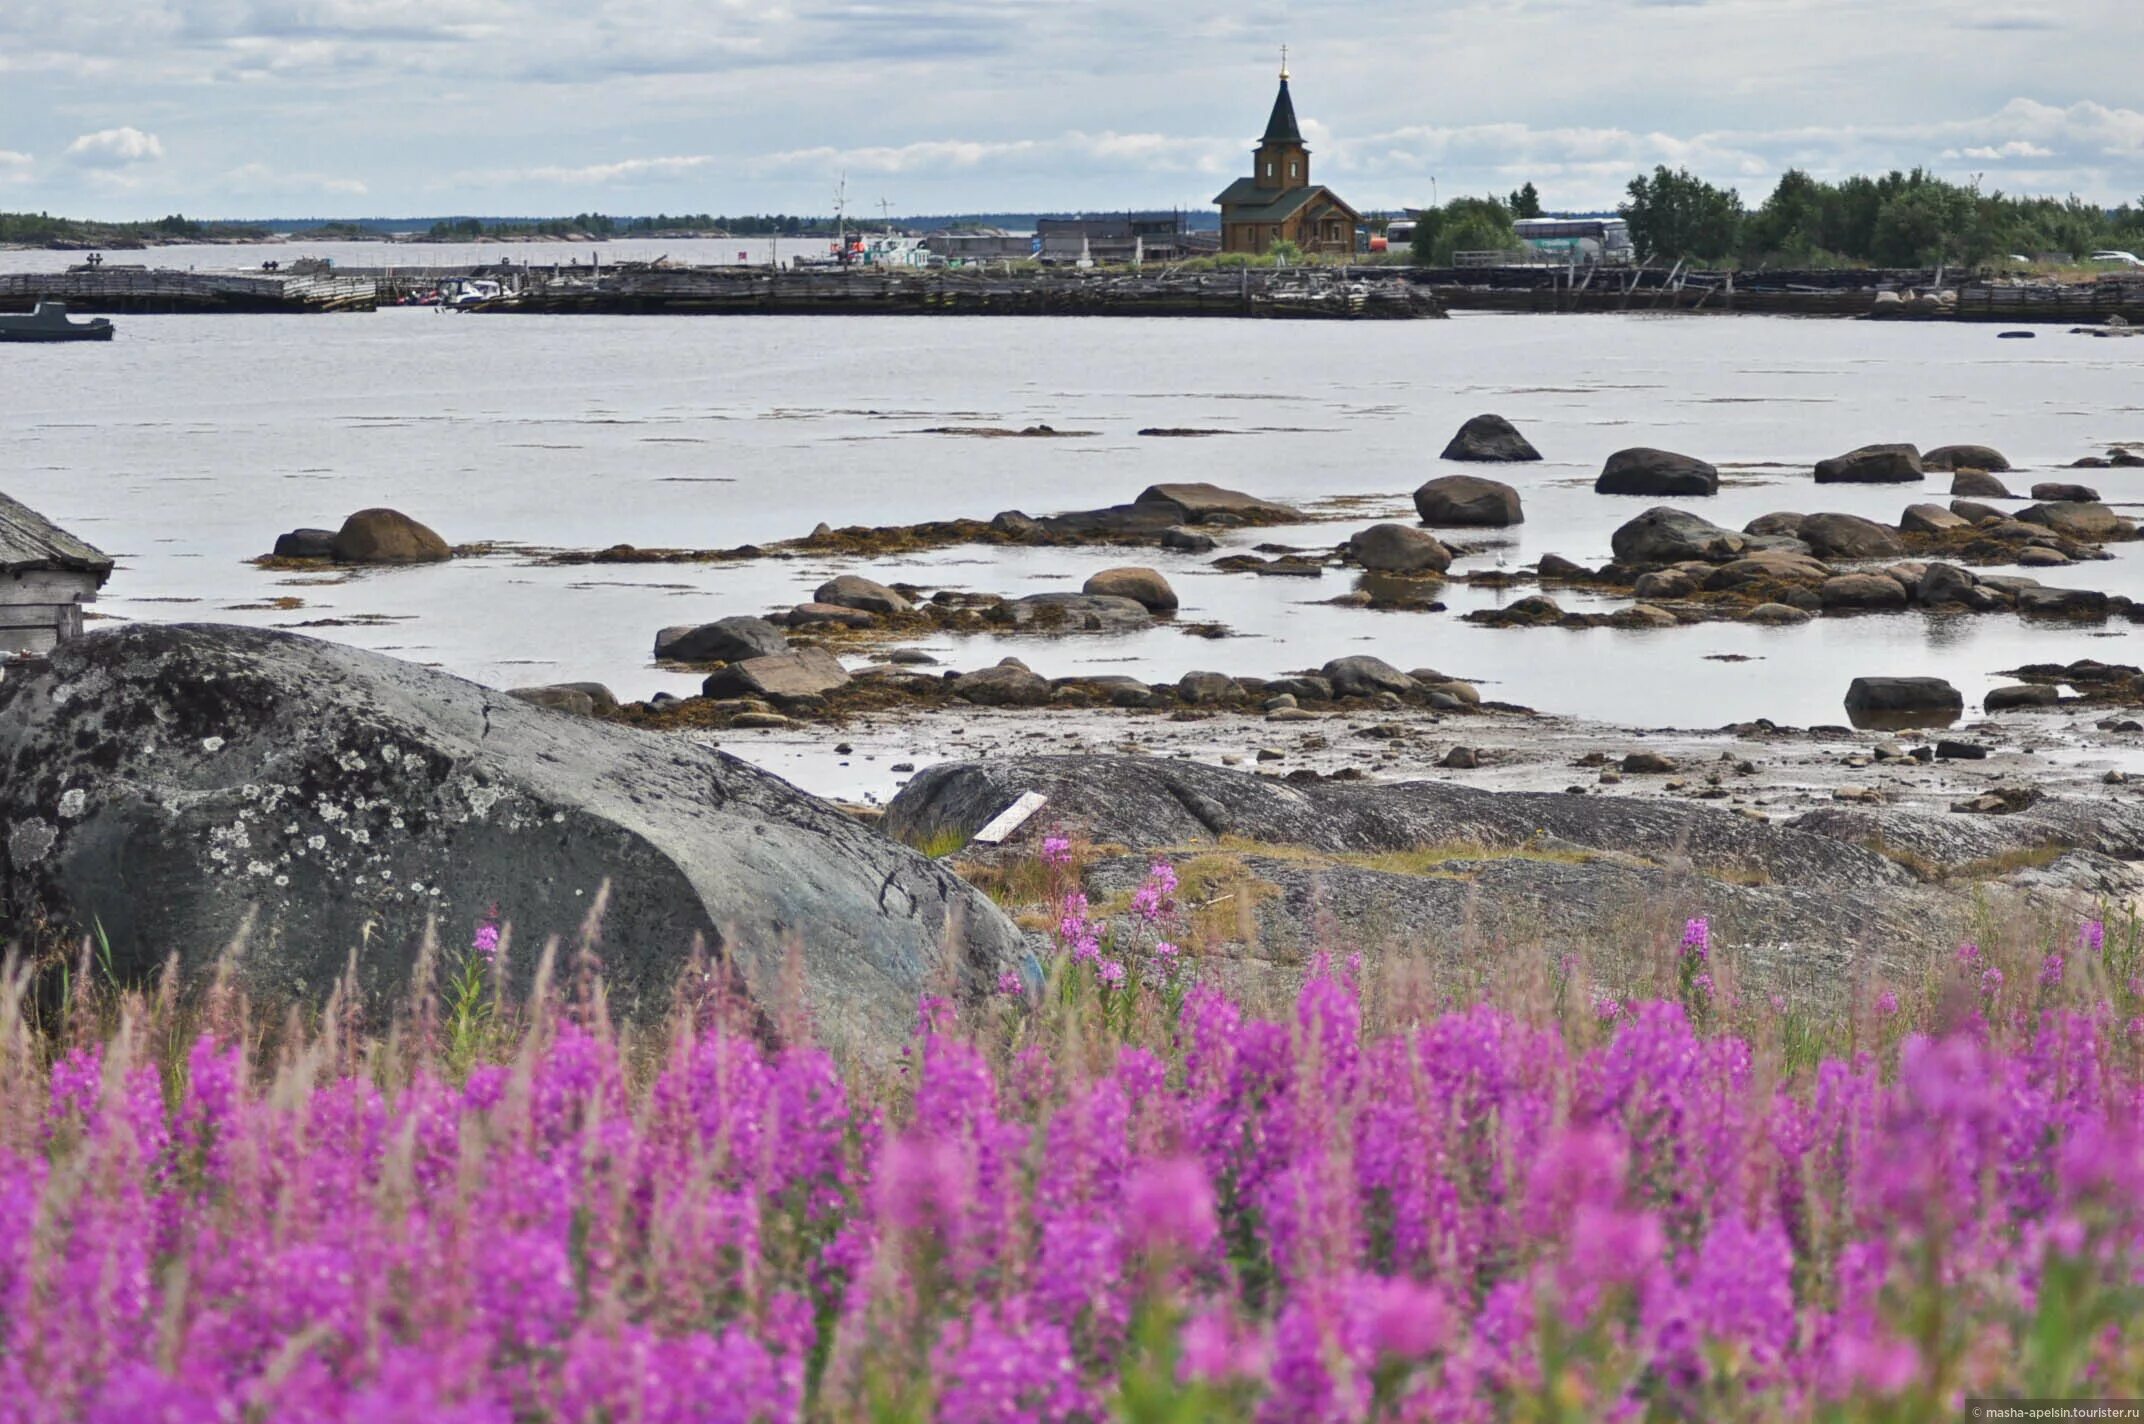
[1261,78,1303,146]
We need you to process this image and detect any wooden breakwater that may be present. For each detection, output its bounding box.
[454,266,1446,320]
[1412,265,2144,323]
[0,267,377,313]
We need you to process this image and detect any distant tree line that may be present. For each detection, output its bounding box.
[1411,168,2144,269]
[0,212,270,245]
[423,213,839,239]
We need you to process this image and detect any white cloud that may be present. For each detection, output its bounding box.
[62,126,163,168]
[221,161,370,196]
[1953,141,2055,161]
[0,150,31,183]
[452,154,717,186]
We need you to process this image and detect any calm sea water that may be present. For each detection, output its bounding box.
[6,255,2143,795]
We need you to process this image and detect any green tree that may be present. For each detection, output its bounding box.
[1619,166,1745,262]
[1869,178,1983,266]
[1741,169,1834,265]
[1507,182,1543,219]
[1410,196,1518,265]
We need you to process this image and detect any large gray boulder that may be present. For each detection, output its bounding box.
[1594,448,1719,497]
[1010,593,1152,632]
[1815,444,1924,484]
[1320,656,1417,698]
[1798,512,1907,560]
[1844,676,1963,727]
[1133,483,1299,524]
[1950,470,2014,498]
[0,625,1028,1056]
[273,529,337,560]
[1610,507,1747,564]
[655,616,789,664]
[2017,501,2125,541]
[1082,566,1178,612]
[331,509,450,565]
[1924,444,2010,473]
[814,575,912,617]
[1413,475,1524,527]
[701,648,850,701]
[1440,413,1542,462]
[1345,523,1452,575]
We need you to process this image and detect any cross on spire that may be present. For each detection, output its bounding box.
[1279,45,1289,80]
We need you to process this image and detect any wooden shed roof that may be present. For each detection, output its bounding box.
[0,490,113,579]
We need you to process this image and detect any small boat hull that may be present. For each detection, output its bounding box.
[0,325,116,343]
[0,301,116,342]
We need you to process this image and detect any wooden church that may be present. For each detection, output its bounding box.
[1213,59,1362,257]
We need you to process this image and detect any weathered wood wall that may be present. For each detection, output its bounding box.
[0,269,377,313]
[0,570,100,656]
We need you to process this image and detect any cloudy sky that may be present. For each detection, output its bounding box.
[3,0,2141,219]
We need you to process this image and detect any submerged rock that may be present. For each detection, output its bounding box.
[0,624,1026,1055]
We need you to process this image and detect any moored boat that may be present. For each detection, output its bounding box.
[0,301,115,343]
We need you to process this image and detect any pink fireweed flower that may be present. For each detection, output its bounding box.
[1096,959,1126,988]
[1957,941,1981,965]
[2042,953,2066,989]
[1180,1311,1270,1384]
[1680,916,1711,960]
[1692,973,1715,999]
[1825,1333,1921,1399]
[472,921,502,962]
[1876,989,1900,1017]
[996,971,1026,998]
[1152,940,1180,960]
[1071,934,1101,964]
[2082,919,2107,954]
[1129,859,1180,924]
[1355,1275,1450,1360]
[1594,995,1623,1022]
[1981,966,2005,998]
[1125,1157,1218,1257]
[1041,834,1074,866]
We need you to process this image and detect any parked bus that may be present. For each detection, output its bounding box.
[1514,217,1634,263]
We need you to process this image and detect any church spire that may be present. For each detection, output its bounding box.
[1261,67,1303,147]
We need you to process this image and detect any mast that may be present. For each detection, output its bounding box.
[833,173,849,266]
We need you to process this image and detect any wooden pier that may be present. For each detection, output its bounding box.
[0,267,377,313]
[455,265,1446,320]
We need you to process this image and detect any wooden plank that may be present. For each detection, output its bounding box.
[970,791,1049,847]
[1,570,100,602]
